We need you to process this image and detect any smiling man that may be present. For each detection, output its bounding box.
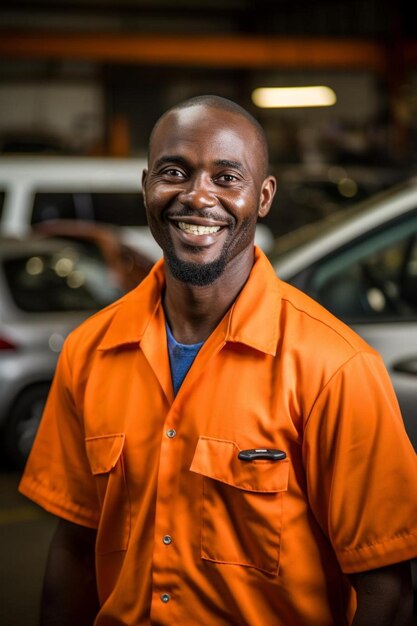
[142,97,274,344]
[20,96,417,626]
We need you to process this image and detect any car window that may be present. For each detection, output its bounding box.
[31,191,147,226]
[32,192,77,223]
[307,213,417,322]
[91,192,148,226]
[3,245,123,312]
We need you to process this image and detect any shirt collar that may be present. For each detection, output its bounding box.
[97,259,165,351]
[97,248,281,356]
[225,247,280,356]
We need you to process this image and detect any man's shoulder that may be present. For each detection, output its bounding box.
[277,278,376,357]
[65,272,161,359]
[66,289,138,351]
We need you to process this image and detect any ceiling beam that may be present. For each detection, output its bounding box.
[0,32,414,71]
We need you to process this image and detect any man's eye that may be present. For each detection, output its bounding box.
[163,168,184,178]
[217,174,238,183]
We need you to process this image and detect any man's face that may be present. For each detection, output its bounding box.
[143,104,275,286]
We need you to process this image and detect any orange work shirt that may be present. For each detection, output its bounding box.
[20,247,417,626]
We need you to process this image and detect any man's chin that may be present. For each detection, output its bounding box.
[165,253,227,287]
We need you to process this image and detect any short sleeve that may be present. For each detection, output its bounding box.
[19,337,100,528]
[303,350,417,573]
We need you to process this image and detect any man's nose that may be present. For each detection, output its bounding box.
[177,174,217,210]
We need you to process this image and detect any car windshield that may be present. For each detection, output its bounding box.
[268,178,417,260]
[3,244,124,312]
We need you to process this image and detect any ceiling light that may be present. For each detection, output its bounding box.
[252,86,337,108]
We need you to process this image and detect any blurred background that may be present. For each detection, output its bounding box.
[1,1,417,624]
[1,0,417,235]
[1,1,417,230]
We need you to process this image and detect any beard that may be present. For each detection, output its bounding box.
[147,206,256,287]
[165,247,228,286]
[164,216,255,286]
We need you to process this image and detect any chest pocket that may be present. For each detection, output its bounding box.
[85,433,130,554]
[190,436,289,575]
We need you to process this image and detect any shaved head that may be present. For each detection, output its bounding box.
[143,94,277,287]
[149,95,269,178]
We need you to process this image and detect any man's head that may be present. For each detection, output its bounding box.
[149,95,270,180]
[142,95,276,286]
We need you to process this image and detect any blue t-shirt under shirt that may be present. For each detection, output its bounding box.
[166,322,204,395]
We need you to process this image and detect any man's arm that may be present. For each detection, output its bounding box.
[349,561,413,626]
[40,518,99,626]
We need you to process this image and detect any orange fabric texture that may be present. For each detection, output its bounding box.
[20,248,417,626]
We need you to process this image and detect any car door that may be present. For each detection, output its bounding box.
[296,210,417,450]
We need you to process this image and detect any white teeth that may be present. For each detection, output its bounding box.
[177,222,221,235]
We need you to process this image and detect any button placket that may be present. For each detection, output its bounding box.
[151,414,180,621]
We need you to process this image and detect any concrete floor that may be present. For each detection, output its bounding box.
[0,471,56,626]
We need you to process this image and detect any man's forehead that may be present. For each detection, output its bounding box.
[170,104,212,126]
[155,104,254,135]
[150,105,257,156]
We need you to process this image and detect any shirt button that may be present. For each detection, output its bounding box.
[166,428,176,438]
[160,593,171,603]
[163,535,172,545]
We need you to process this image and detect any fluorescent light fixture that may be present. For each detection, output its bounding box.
[252,86,337,108]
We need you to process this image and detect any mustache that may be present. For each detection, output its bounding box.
[166,206,234,225]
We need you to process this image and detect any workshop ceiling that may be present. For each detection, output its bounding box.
[0,0,415,37]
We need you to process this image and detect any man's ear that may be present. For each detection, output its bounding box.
[142,169,148,209]
[258,175,277,219]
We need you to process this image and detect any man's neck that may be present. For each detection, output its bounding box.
[163,249,254,344]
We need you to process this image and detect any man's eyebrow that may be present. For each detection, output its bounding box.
[214,159,245,172]
[153,156,246,172]
[154,155,189,169]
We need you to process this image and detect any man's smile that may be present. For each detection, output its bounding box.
[177,222,221,235]
[168,215,230,241]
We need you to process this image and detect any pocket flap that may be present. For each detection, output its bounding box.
[190,436,289,493]
[85,433,125,475]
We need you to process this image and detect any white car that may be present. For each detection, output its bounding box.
[0,156,163,260]
[0,156,274,255]
[0,236,128,467]
[269,179,417,450]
